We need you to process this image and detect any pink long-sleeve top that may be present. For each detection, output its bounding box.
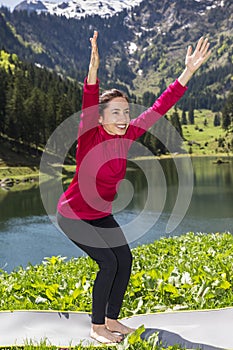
[57,78,187,220]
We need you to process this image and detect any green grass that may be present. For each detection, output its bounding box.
[0,232,232,349]
[167,108,232,156]
[0,332,183,350]
[0,166,39,179]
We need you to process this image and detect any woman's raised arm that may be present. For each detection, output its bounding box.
[79,31,100,137]
[128,36,212,140]
[87,31,100,84]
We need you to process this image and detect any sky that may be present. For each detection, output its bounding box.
[0,0,60,10]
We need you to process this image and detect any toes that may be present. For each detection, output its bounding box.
[91,335,117,344]
[90,330,123,344]
[112,333,124,342]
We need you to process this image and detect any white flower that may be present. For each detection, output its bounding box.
[203,266,211,273]
[207,248,216,256]
[212,279,220,287]
[181,272,192,285]
[35,296,47,304]
[168,275,180,287]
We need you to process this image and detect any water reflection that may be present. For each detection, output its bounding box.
[1,156,232,222]
[0,186,45,223]
[124,156,233,218]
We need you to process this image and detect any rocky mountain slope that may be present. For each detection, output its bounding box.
[0,0,232,107]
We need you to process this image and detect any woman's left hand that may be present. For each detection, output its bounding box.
[185,36,212,74]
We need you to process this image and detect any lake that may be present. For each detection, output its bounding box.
[0,156,232,273]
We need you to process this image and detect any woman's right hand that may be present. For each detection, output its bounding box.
[87,31,99,83]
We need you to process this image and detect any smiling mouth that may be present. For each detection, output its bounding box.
[116,124,127,129]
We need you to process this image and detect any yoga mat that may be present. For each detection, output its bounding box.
[0,308,232,349]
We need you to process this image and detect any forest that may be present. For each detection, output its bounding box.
[0,50,232,160]
[0,51,81,160]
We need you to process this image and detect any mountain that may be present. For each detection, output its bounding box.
[0,0,233,111]
[14,0,144,19]
[14,1,48,13]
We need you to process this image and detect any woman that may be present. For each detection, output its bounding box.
[57,31,211,344]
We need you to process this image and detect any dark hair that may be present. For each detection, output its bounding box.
[99,89,129,116]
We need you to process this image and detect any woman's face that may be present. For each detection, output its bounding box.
[99,97,130,136]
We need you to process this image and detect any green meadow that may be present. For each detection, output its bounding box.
[1,232,232,349]
[167,108,232,157]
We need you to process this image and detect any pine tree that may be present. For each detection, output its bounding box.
[24,88,46,147]
[188,106,195,125]
[222,91,233,130]
[152,115,169,155]
[214,113,221,126]
[142,91,156,107]
[181,109,187,125]
[0,68,8,133]
[171,109,183,138]
[168,110,183,152]
[5,71,28,143]
[57,95,73,125]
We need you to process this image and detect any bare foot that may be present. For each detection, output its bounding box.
[105,317,136,335]
[90,324,123,344]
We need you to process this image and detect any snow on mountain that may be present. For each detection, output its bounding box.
[14,0,144,19]
[14,0,48,13]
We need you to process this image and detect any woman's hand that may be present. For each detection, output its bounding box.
[185,36,211,74]
[87,31,99,84]
[178,36,212,86]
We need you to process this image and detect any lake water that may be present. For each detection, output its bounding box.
[0,156,232,273]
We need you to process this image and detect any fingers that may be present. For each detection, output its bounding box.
[198,37,211,63]
[191,36,211,65]
[89,30,99,70]
[201,39,210,58]
[194,36,204,54]
[186,45,192,57]
[90,30,98,47]
[202,47,212,63]
[195,36,210,55]
[90,31,99,61]
[90,30,98,40]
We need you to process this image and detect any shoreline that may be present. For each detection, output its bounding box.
[0,153,232,191]
[129,153,232,161]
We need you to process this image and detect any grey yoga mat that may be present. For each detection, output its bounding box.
[0,308,233,349]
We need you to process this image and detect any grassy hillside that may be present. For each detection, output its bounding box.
[167,108,233,156]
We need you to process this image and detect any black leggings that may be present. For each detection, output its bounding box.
[56,212,133,324]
